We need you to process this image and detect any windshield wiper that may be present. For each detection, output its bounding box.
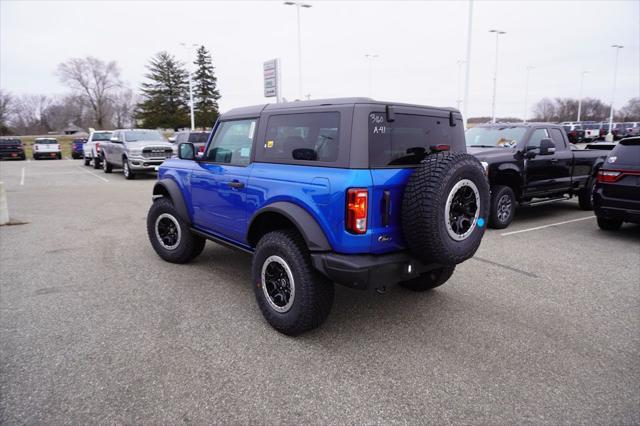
[468,144,496,148]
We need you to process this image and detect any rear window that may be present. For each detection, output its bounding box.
[35,139,57,144]
[263,112,340,163]
[465,126,527,148]
[92,132,112,141]
[609,138,640,166]
[0,139,21,144]
[188,132,209,143]
[370,113,461,167]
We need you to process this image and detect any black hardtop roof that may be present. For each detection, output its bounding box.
[474,122,564,129]
[221,97,459,120]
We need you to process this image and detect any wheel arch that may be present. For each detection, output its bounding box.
[491,167,523,199]
[152,179,191,225]
[247,202,331,252]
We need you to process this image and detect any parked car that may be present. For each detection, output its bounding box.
[83,130,113,168]
[583,123,602,142]
[621,122,639,138]
[174,131,209,155]
[0,138,26,161]
[562,124,585,144]
[466,123,613,229]
[71,138,87,159]
[599,122,625,140]
[146,98,490,335]
[593,137,640,230]
[32,138,61,160]
[101,129,174,179]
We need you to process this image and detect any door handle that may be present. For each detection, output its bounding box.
[227,181,245,189]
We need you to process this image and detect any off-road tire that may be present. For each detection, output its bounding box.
[402,152,489,266]
[102,155,112,173]
[597,217,622,231]
[578,178,595,210]
[252,229,334,336]
[400,266,456,292]
[147,198,205,263]
[489,185,516,229]
[123,158,136,180]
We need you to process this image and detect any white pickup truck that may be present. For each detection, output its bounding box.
[83,130,113,169]
[32,138,61,160]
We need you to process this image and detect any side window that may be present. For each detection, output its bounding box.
[528,128,549,149]
[262,112,340,163]
[204,119,256,166]
[549,128,567,149]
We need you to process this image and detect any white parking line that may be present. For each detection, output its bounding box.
[20,167,25,185]
[76,166,109,183]
[500,216,595,236]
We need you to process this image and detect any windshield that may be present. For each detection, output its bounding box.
[92,131,113,141]
[35,139,57,144]
[465,126,527,148]
[125,130,165,142]
[188,133,209,143]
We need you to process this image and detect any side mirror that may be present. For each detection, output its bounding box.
[538,138,556,156]
[178,143,196,160]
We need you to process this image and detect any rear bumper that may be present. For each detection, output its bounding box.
[0,152,25,160]
[594,190,640,223]
[310,251,441,290]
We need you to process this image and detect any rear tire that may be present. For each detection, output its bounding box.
[146,198,205,263]
[83,155,91,166]
[400,266,455,292]
[489,185,516,229]
[578,178,595,210]
[92,155,101,169]
[252,229,334,336]
[56,153,62,160]
[102,155,112,173]
[597,217,622,230]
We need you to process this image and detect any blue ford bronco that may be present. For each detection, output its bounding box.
[147,98,489,335]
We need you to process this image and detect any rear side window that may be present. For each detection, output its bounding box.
[549,128,567,149]
[369,113,458,167]
[262,112,340,163]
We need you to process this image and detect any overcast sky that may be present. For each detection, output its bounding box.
[1,0,638,118]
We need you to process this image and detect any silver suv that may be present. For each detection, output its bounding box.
[101,129,174,179]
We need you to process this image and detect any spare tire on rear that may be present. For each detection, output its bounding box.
[401,152,490,265]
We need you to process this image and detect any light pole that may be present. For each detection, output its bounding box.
[523,66,535,123]
[606,45,623,142]
[284,1,312,100]
[456,60,466,111]
[577,70,588,122]
[462,0,474,128]
[179,42,198,130]
[489,29,506,123]
[365,54,379,98]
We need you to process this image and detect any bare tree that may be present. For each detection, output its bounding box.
[618,97,640,121]
[532,98,556,122]
[110,88,136,128]
[57,57,121,128]
[11,95,53,135]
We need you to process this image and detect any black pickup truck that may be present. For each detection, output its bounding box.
[0,138,26,161]
[466,123,611,229]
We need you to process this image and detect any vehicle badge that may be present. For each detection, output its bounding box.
[608,156,617,163]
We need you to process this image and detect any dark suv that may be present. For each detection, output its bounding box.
[0,138,26,160]
[146,98,489,335]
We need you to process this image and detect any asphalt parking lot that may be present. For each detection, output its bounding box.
[1,159,639,424]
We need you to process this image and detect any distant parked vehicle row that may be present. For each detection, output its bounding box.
[173,131,210,155]
[0,138,26,160]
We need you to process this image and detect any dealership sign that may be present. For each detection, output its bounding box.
[263,59,281,100]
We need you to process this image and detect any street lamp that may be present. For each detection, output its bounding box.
[576,70,589,122]
[523,66,535,123]
[489,29,506,123]
[179,42,199,130]
[606,44,623,142]
[365,54,379,98]
[284,1,312,100]
[456,60,466,111]
[462,0,474,128]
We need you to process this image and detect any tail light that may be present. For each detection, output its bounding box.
[199,145,205,153]
[346,188,368,234]
[96,142,100,152]
[597,170,622,183]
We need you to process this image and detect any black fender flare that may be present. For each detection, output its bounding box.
[152,179,191,225]
[247,202,331,251]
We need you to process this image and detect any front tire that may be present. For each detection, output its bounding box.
[102,155,112,173]
[489,185,516,229]
[252,229,334,336]
[146,198,205,263]
[123,158,136,180]
[400,266,455,292]
[597,217,622,230]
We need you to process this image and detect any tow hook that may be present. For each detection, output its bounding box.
[375,286,386,295]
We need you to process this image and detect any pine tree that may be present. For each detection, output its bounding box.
[192,45,221,128]
[136,52,190,129]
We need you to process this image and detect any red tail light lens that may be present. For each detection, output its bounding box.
[597,170,622,183]
[346,188,368,234]
[96,142,100,152]
[199,145,205,153]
